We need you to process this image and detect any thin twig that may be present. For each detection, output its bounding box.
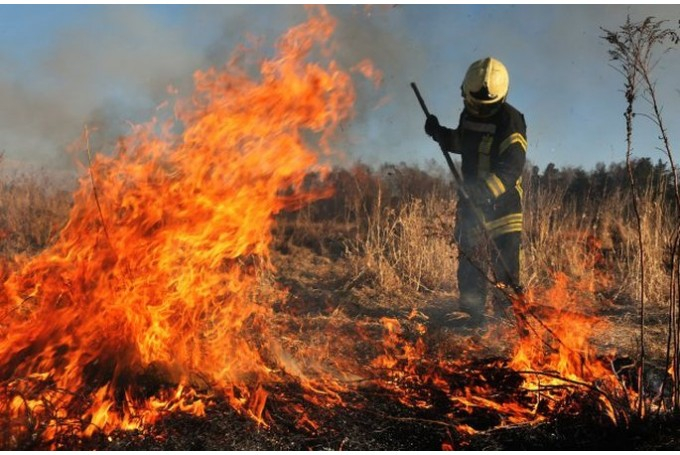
[515,369,624,424]
[83,126,114,252]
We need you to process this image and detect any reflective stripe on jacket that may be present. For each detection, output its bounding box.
[439,102,527,238]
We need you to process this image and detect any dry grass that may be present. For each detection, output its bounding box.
[523,173,674,309]
[2,159,672,307]
[0,162,73,259]
[322,164,675,313]
[348,189,457,293]
[301,163,675,364]
[0,158,676,361]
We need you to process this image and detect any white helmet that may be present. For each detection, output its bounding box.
[462,57,509,117]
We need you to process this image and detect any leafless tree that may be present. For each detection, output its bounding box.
[602,16,680,416]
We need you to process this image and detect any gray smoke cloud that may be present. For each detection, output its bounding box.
[1,5,678,173]
[0,6,204,169]
[0,5,414,171]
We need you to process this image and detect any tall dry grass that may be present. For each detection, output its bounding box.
[0,159,73,259]
[1,157,674,307]
[323,162,677,323]
[523,172,674,309]
[0,157,675,329]
[348,188,457,293]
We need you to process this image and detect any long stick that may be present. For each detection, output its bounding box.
[410,82,467,197]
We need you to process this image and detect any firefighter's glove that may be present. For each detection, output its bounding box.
[466,181,494,215]
[424,115,444,142]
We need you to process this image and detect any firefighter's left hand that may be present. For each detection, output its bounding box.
[424,115,442,140]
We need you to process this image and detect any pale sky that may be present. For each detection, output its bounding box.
[0,4,679,172]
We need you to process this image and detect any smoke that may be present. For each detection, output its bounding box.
[0,5,417,171]
[0,8,178,168]
[4,5,675,173]
[0,6,226,169]
[328,6,429,165]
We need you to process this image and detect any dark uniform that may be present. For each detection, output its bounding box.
[428,102,527,325]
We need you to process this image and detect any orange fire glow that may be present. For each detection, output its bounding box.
[0,6,354,442]
[363,241,633,435]
[0,5,636,449]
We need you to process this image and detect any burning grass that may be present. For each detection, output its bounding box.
[1,173,675,449]
[0,6,679,451]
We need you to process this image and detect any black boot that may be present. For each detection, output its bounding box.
[446,294,486,330]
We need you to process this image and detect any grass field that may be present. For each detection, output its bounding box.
[1,155,678,449]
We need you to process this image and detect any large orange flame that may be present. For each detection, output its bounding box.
[0,6,354,440]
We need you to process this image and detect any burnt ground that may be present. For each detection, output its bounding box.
[10,228,680,451]
[34,390,680,451]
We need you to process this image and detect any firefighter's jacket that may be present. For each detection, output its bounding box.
[438,103,527,238]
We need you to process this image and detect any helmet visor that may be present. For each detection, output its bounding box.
[464,97,503,118]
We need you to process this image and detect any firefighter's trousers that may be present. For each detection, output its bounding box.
[455,202,521,322]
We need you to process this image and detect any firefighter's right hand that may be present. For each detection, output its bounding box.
[424,115,442,140]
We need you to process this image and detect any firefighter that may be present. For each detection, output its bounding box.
[424,57,526,328]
